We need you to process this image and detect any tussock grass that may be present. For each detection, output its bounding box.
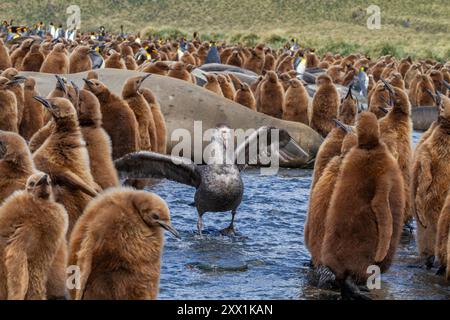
[1,0,449,60]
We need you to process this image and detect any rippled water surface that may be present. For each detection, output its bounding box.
[151,131,450,300]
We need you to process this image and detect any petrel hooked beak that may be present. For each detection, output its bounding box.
[157,220,180,239]
[333,119,352,133]
[55,75,67,95]
[33,96,53,110]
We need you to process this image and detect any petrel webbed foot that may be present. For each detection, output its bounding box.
[220,224,236,236]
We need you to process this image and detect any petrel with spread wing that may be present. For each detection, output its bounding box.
[115,125,308,235]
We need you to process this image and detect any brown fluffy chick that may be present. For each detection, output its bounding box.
[69,188,179,300]
[0,172,68,300]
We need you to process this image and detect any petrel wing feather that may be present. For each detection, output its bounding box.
[114,151,201,188]
[234,126,309,171]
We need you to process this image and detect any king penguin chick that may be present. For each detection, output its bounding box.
[1,68,26,128]
[120,45,138,70]
[243,44,265,75]
[413,94,450,266]
[141,88,167,154]
[122,74,155,151]
[311,86,357,189]
[0,76,18,133]
[321,112,404,299]
[0,39,12,71]
[20,77,45,140]
[368,81,390,119]
[69,46,93,74]
[203,74,224,96]
[310,74,340,137]
[0,172,68,300]
[217,74,236,100]
[259,71,284,118]
[10,39,33,70]
[69,188,179,300]
[235,82,256,111]
[104,51,126,69]
[83,78,139,159]
[40,43,69,74]
[0,131,34,202]
[141,61,170,76]
[378,81,413,225]
[74,86,120,190]
[282,78,309,125]
[305,130,357,267]
[168,62,195,83]
[21,43,45,72]
[32,97,99,234]
[28,76,73,152]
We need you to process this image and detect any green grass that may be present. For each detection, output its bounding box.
[2,0,450,60]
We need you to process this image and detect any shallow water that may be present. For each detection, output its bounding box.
[152,131,450,300]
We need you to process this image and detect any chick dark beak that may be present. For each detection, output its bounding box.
[0,141,6,159]
[345,84,354,100]
[71,81,79,95]
[13,75,27,82]
[36,174,49,186]
[333,119,352,133]
[425,88,436,103]
[137,73,151,89]
[381,77,395,96]
[6,76,27,86]
[33,96,53,110]
[157,220,180,239]
[379,106,389,114]
[82,78,94,88]
[55,75,67,95]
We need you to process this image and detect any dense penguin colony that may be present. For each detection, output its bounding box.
[0,26,449,300]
